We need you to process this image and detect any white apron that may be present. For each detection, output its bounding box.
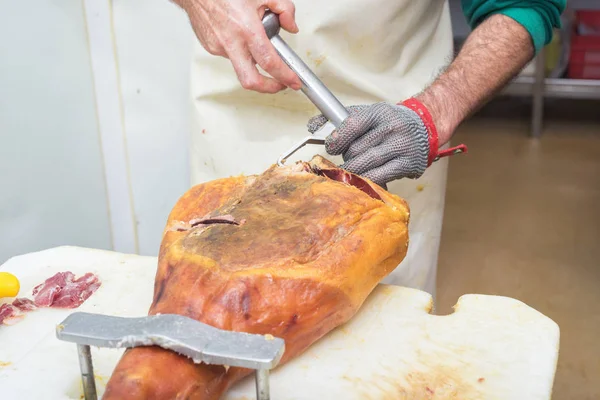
[190,0,454,296]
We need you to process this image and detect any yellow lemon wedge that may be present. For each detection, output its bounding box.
[0,272,20,298]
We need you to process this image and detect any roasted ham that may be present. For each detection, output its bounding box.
[103,155,410,399]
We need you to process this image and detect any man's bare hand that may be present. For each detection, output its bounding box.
[175,0,302,93]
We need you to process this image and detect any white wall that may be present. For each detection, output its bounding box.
[111,0,193,255]
[0,0,195,262]
[0,0,112,263]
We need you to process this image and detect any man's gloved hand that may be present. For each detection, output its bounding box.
[307,102,431,187]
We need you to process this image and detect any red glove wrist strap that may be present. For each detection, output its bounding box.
[400,97,467,166]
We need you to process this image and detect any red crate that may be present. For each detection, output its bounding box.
[576,9,600,35]
[568,10,600,79]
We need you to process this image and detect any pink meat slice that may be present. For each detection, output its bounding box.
[1,272,99,326]
[0,303,24,325]
[12,298,37,312]
[0,303,14,324]
[0,299,38,326]
[32,271,101,308]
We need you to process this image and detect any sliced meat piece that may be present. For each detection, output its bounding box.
[1,270,98,326]
[12,298,37,312]
[32,272,101,308]
[0,303,13,324]
[50,273,101,308]
[32,271,72,306]
[0,303,24,326]
[0,298,38,326]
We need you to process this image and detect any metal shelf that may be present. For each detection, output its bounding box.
[504,76,600,100]
[498,47,600,137]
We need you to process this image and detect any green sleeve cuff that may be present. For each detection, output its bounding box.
[500,8,556,52]
[462,1,566,53]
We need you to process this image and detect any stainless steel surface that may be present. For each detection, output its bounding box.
[77,344,97,400]
[503,76,600,100]
[262,11,349,127]
[276,121,335,166]
[261,11,280,40]
[256,369,270,400]
[56,312,285,400]
[270,35,349,126]
[57,312,285,369]
[532,48,546,138]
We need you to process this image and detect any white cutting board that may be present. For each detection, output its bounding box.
[0,246,559,399]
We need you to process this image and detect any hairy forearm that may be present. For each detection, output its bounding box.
[416,14,535,145]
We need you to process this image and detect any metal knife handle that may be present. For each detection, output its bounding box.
[262,11,349,127]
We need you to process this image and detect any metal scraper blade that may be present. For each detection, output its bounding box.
[277,121,336,166]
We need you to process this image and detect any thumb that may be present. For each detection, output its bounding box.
[263,1,299,33]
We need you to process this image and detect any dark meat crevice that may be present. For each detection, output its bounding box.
[190,215,240,227]
[174,215,246,232]
[311,166,382,201]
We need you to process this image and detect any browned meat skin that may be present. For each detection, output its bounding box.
[103,156,409,399]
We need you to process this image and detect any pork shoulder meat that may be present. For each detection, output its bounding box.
[103,155,410,399]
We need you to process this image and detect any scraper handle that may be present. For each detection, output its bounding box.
[262,11,349,127]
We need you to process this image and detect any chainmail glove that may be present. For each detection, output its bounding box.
[307,102,430,187]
